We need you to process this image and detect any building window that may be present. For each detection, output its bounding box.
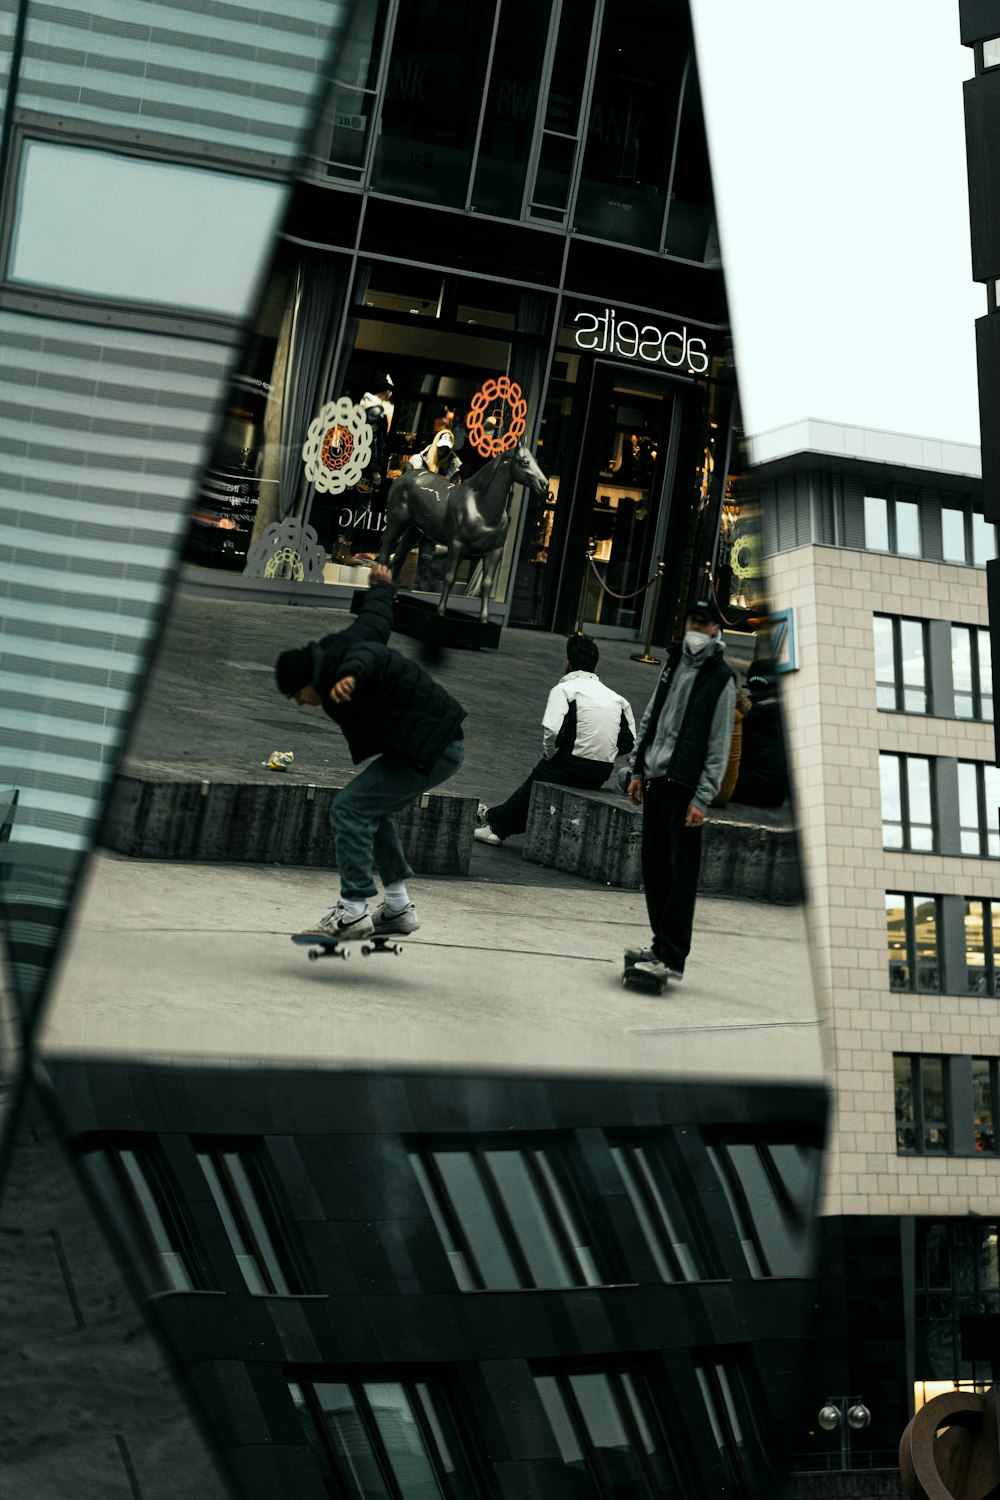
[873,615,929,713]
[985,37,1000,69]
[288,1375,482,1500]
[940,502,997,566]
[952,626,993,721]
[83,1142,201,1295]
[964,899,1000,997]
[409,1141,609,1290]
[886,893,941,992]
[694,1359,769,1500]
[608,1137,711,1281]
[957,762,1000,858]
[864,493,920,556]
[705,1141,819,1278]
[972,1059,998,1153]
[915,1221,1000,1390]
[534,1367,685,1498]
[880,754,936,851]
[893,1055,950,1153]
[195,1145,301,1295]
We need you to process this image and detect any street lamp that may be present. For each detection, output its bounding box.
[817,1396,871,1469]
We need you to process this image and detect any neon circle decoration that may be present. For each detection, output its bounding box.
[302,397,373,495]
[466,376,527,458]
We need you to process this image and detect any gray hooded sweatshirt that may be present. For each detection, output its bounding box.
[635,633,736,812]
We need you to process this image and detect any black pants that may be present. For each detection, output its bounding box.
[487,758,607,839]
[641,778,702,973]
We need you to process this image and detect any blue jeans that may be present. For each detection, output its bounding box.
[330,738,464,901]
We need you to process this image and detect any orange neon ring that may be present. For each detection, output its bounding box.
[321,424,354,471]
[466,376,527,457]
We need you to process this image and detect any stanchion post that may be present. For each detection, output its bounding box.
[631,562,665,664]
[575,541,596,634]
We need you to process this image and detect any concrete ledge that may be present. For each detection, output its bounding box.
[523,784,803,904]
[100,772,478,875]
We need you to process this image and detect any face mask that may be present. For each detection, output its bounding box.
[684,629,714,655]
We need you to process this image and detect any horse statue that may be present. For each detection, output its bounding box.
[375,441,549,624]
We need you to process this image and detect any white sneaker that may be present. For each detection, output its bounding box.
[371,901,420,936]
[625,946,657,967]
[477,801,489,822]
[299,903,373,940]
[633,957,670,980]
[473,824,504,846]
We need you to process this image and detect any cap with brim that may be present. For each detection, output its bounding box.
[686,598,722,625]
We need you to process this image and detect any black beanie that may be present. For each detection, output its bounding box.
[275,645,316,697]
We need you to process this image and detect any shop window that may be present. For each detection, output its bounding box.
[608,1137,712,1282]
[470,0,553,217]
[409,1140,608,1291]
[195,1144,301,1295]
[314,0,394,183]
[574,0,689,251]
[957,761,1000,858]
[873,615,929,713]
[879,754,936,851]
[372,0,497,206]
[915,1221,1000,1388]
[693,1359,769,1500]
[886,893,941,992]
[952,626,993,721]
[8,140,283,317]
[534,1366,685,1499]
[526,0,600,222]
[83,1141,203,1295]
[863,493,920,556]
[964,899,1000,997]
[893,1055,950,1153]
[288,1374,482,1500]
[705,1141,819,1279]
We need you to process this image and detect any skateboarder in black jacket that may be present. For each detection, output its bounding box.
[275,564,465,940]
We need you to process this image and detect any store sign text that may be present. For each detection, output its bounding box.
[573,309,709,376]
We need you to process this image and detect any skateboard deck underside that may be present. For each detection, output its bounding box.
[291,933,404,961]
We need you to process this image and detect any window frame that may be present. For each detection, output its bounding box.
[83,1138,206,1295]
[879,752,937,852]
[873,613,930,715]
[893,1054,951,1155]
[863,491,921,557]
[957,761,1000,859]
[964,897,1000,997]
[886,892,942,994]
[607,1134,714,1283]
[951,625,994,722]
[194,1141,303,1296]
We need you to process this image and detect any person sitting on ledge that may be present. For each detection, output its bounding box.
[475,634,635,846]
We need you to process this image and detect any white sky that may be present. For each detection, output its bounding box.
[691,1,984,446]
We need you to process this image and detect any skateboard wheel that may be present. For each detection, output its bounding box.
[308,950,319,962]
[393,944,403,955]
[360,943,373,956]
[340,947,350,960]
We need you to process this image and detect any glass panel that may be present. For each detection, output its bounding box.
[535,1375,585,1466]
[985,37,1000,67]
[921,1222,952,1288]
[965,900,987,996]
[532,131,577,212]
[533,1150,601,1286]
[118,1149,194,1292]
[981,1227,1000,1289]
[620,1371,681,1496]
[914,896,940,992]
[10,141,283,317]
[973,512,997,567]
[706,1144,764,1278]
[485,1148,574,1286]
[373,0,497,205]
[979,629,994,721]
[886,893,911,989]
[972,1061,996,1153]
[545,0,596,135]
[953,627,975,718]
[958,763,982,855]
[983,766,1000,857]
[221,1152,291,1295]
[895,1056,917,1151]
[900,619,927,712]
[313,1382,393,1499]
[921,1058,948,1152]
[319,0,392,176]
[864,494,890,551]
[432,1151,521,1289]
[942,505,968,563]
[906,757,934,851]
[873,615,898,710]
[472,0,551,216]
[895,499,921,556]
[365,1382,443,1499]
[569,1373,652,1496]
[196,1152,267,1295]
[412,1383,478,1499]
[724,1144,809,1276]
[610,1145,678,1282]
[993,904,1000,996]
[409,1153,477,1291]
[879,755,903,848]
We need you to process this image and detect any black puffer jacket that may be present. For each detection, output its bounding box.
[312,581,465,773]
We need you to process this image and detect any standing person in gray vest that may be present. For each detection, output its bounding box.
[626,599,735,983]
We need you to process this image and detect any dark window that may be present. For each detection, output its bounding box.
[886,893,941,993]
[915,1221,1000,1385]
[410,1141,608,1290]
[879,753,935,851]
[873,615,929,713]
[893,1055,950,1153]
[534,1366,685,1498]
[957,762,1000,858]
[694,1358,770,1500]
[608,1137,711,1281]
[972,1059,998,1153]
[83,1142,201,1295]
[526,0,599,222]
[289,1374,481,1500]
[471,0,553,217]
[864,493,920,556]
[195,1145,301,1295]
[316,0,394,182]
[952,626,993,722]
[705,1141,819,1278]
[964,899,1000,997]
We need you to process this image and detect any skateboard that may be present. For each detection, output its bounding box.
[621,948,669,995]
[291,932,404,962]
